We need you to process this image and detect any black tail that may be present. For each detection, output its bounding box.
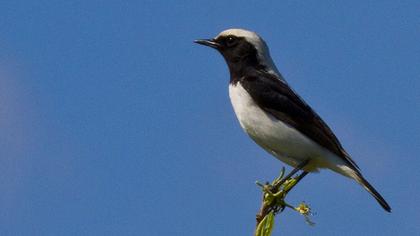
[356,173,391,212]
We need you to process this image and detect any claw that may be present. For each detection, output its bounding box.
[255,166,315,226]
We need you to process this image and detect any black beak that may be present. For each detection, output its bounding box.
[194,39,220,49]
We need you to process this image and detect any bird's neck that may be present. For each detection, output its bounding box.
[227,58,267,85]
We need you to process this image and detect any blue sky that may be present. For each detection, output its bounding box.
[0,1,419,235]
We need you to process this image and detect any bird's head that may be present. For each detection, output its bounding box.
[195,29,279,76]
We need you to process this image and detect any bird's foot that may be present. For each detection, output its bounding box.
[255,167,315,227]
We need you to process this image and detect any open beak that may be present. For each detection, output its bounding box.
[194,39,220,49]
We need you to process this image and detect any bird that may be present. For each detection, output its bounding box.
[195,28,391,212]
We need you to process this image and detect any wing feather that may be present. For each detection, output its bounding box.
[239,71,360,170]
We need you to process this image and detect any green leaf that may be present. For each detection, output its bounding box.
[255,212,275,236]
[283,178,297,192]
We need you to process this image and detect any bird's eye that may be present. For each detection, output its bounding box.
[225,36,237,47]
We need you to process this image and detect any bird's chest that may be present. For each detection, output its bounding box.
[229,83,286,141]
[229,83,271,136]
[228,83,320,160]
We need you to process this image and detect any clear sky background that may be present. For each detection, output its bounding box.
[0,1,419,235]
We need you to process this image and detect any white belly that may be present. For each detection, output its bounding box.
[229,82,331,171]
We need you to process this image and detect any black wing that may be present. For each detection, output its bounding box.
[239,71,360,170]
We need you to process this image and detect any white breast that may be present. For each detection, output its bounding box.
[228,82,331,170]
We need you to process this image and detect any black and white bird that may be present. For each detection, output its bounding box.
[195,28,391,212]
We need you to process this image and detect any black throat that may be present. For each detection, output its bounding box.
[219,41,267,85]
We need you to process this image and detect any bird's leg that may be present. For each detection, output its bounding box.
[256,159,310,224]
[271,159,309,192]
[283,171,309,194]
